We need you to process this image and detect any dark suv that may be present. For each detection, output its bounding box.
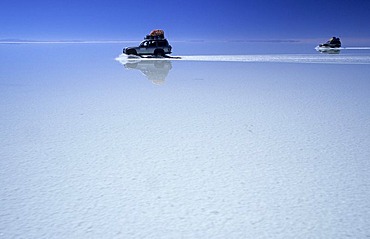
[123,37,172,56]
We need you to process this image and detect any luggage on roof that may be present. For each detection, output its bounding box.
[150,29,164,36]
[145,29,165,39]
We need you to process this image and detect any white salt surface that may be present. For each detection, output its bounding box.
[116,54,370,65]
[1,45,370,238]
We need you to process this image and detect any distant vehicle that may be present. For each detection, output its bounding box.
[315,37,342,54]
[123,29,172,57]
[319,37,341,48]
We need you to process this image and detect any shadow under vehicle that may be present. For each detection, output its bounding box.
[124,59,172,85]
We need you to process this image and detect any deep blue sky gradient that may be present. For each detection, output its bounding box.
[1,0,369,41]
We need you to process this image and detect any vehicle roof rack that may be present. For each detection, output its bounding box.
[144,34,165,40]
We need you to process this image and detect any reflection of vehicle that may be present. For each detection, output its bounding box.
[123,29,172,57]
[315,47,341,54]
[124,59,172,85]
[315,37,342,53]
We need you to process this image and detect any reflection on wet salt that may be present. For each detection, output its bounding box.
[315,48,341,54]
[2,44,370,239]
[116,56,172,85]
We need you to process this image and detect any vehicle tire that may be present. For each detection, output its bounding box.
[126,49,137,55]
[154,49,165,57]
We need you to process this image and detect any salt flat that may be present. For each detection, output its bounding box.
[1,43,370,238]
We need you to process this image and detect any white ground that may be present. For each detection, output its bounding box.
[1,49,370,238]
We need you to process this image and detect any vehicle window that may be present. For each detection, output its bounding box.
[149,41,157,47]
[140,41,149,47]
[157,41,168,47]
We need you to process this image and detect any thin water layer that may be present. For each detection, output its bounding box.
[1,43,370,238]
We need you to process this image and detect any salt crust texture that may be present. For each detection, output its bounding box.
[1,53,370,238]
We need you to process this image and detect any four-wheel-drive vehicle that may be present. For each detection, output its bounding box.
[318,37,342,48]
[123,29,172,57]
[315,36,342,54]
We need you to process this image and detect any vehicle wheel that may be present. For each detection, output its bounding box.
[154,49,165,57]
[126,49,137,55]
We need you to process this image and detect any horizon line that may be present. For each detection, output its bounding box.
[0,38,308,44]
[1,38,370,45]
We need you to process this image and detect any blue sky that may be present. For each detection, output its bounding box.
[1,0,369,41]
